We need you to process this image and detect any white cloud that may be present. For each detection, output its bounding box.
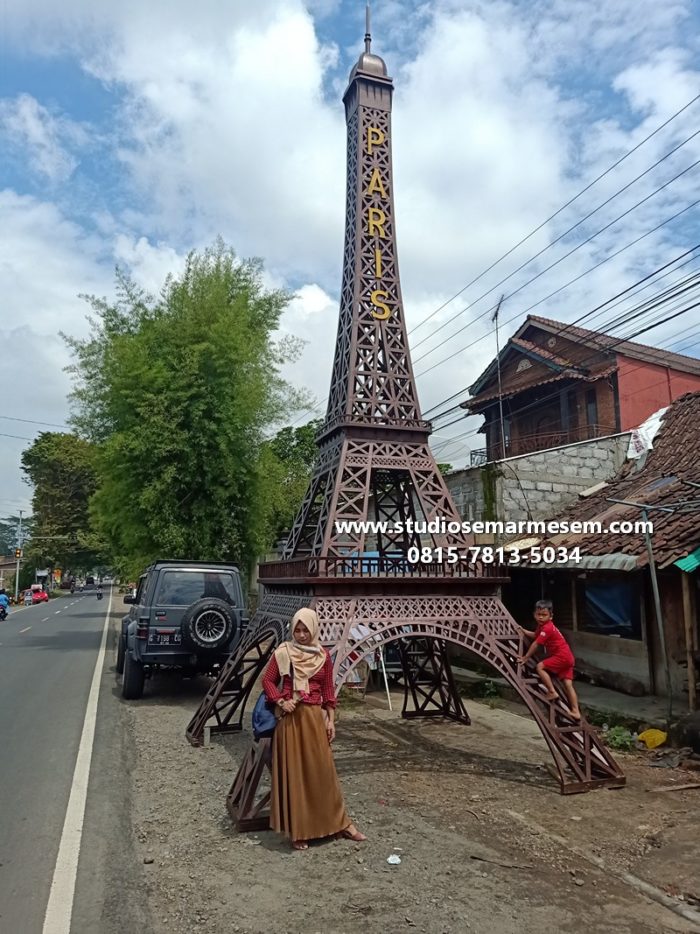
[1,0,700,490]
[0,94,87,183]
[112,234,186,294]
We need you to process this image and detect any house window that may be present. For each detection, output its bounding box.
[578,577,641,639]
[586,388,598,428]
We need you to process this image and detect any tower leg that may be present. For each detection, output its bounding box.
[226,738,272,832]
[399,638,471,725]
[185,595,310,747]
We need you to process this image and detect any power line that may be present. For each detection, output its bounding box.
[424,248,700,420]
[427,249,700,422]
[430,295,700,451]
[414,166,700,368]
[429,301,700,456]
[408,91,700,337]
[0,432,33,441]
[289,106,700,430]
[410,138,700,355]
[0,415,69,429]
[414,199,700,378]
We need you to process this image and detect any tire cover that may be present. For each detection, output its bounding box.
[180,598,237,651]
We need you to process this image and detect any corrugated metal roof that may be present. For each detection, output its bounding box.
[675,546,700,573]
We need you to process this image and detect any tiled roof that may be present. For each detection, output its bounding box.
[525,314,700,376]
[464,364,616,411]
[467,313,700,399]
[540,392,700,568]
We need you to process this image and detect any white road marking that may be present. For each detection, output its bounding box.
[19,626,31,633]
[42,590,113,934]
[55,611,61,615]
[42,617,50,622]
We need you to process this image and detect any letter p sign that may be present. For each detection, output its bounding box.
[367,126,385,154]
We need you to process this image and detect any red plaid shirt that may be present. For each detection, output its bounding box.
[262,649,337,710]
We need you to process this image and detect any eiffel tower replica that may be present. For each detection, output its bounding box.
[187,8,624,806]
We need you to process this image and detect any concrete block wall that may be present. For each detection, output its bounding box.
[446,469,484,522]
[445,432,631,526]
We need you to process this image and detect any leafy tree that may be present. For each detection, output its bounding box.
[20,433,100,570]
[0,515,26,556]
[64,240,308,577]
[263,419,322,545]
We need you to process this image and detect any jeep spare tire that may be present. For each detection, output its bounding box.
[180,598,237,651]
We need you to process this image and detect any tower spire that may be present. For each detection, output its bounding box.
[364,2,371,53]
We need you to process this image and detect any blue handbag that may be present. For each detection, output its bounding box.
[252,691,277,741]
[252,666,294,741]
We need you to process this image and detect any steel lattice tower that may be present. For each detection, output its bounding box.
[187,11,624,803]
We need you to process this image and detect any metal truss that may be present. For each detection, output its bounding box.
[226,737,272,832]
[190,38,625,808]
[185,594,310,746]
[398,638,471,725]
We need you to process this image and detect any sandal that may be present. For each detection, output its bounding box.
[340,827,368,842]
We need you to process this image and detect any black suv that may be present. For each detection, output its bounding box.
[117,560,247,699]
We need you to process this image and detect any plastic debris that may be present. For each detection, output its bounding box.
[387,854,402,865]
[638,728,667,749]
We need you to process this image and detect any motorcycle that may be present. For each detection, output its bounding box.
[0,605,7,621]
[96,590,103,601]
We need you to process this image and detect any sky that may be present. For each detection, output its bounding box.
[1,0,700,520]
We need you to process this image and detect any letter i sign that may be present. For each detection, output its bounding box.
[367,125,391,321]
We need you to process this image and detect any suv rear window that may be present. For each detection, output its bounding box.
[155,570,239,607]
[135,575,147,604]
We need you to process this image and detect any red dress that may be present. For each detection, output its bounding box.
[535,620,575,680]
[262,650,337,709]
[261,649,349,841]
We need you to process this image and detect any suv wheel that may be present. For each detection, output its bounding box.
[180,598,237,652]
[116,633,126,674]
[122,648,145,699]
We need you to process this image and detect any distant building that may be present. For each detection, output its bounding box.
[462,314,700,464]
[504,392,700,706]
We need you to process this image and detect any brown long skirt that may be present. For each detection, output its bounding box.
[270,703,350,841]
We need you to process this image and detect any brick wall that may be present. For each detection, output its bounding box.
[445,432,631,528]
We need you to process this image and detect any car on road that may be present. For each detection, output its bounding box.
[31,589,49,604]
[117,560,248,699]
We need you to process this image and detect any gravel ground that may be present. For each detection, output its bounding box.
[119,669,700,934]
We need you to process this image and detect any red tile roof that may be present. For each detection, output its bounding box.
[525,314,700,376]
[466,313,700,401]
[540,392,700,568]
[464,365,615,411]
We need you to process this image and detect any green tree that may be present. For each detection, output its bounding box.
[20,433,99,570]
[263,418,322,545]
[64,240,307,577]
[0,515,26,556]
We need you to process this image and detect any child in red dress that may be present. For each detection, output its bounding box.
[518,599,581,719]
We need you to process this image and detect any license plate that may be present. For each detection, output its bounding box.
[149,632,182,645]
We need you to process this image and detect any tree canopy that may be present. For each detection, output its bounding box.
[20,432,99,570]
[264,418,322,546]
[64,241,308,577]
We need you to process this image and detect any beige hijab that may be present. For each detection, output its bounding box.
[274,608,326,695]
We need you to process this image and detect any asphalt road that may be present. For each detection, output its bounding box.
[0,591,151,934]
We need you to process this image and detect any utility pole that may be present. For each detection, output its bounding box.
[608,498,674,725]
[492,295,507,460]
[14,510,24,603]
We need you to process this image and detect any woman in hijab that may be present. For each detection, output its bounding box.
[262,607,366,851]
